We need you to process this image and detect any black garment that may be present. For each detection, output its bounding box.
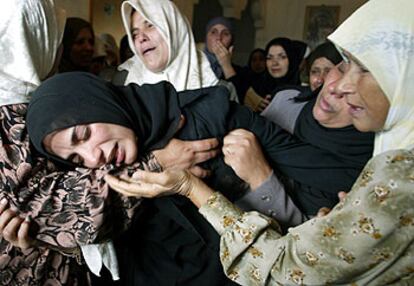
[290,97,374,213]
[28,72,372,212]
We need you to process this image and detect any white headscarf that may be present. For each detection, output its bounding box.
[0,0,66,106]
[119,0,218,91]
[328,0,414,155]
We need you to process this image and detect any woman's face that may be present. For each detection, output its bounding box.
[309,57,335,91]
[266,45,289,78]
[206,24,233,52]
[250,51,266,73]
[70,27,94,69]
[43,123,138,168]
[312,63,353,128]
[334,52,390,132]
[131,11,169,72]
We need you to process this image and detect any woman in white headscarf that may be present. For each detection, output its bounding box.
[106,0,414,284]
[118,0,218,91]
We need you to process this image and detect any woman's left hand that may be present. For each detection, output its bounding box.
[105,170,195,198]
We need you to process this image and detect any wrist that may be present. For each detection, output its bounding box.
[248,165,272,190]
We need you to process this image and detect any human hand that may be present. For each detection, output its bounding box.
[105,169,196,198]
[257,95,271,112]
[152,138,220,178]
[211,41,233,67]
[223,129,272,190]
[316,191,348,217]
[0,198,35,249]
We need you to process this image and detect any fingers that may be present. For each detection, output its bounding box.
[105,174,159,198]
[0,198,8,214]
[176,114,186,131]
[189,166,211,178]
[316,207,331,217]
[189,138,220,152]
[338,191,347,202]
[0,208,18,233]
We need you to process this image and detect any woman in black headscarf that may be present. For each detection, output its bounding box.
[244,37,306,112]
[58,17,95,73]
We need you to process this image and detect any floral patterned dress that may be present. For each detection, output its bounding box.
[0,104,160,285]
[200,149,414,285]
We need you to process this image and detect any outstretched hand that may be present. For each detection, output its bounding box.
[0,198,36,249]
[105,169,195,198]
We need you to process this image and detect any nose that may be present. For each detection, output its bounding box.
[83,41,94,53]
[78,144,105,168]
[332,71,357,99]
[136,30,149,44]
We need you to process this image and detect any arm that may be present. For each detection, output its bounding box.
[106,149,414,285]
[199,149,414,285]
[223,129,307,229]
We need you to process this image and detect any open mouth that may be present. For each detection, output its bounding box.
[142,47,156,56]
[319,96,333,113]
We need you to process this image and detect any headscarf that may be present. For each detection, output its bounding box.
[328,0,414,155]
[306,42,342,73]
[119,0,218,91]
[254,37,302,96]
[0,0,65,106]
[99,33,119,66]
[27,72,183,167]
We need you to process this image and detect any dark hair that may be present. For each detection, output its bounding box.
[306,42,342,73]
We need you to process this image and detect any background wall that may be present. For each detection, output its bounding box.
[56,0,367,64]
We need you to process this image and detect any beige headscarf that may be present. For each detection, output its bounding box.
[119,0,218,91]
[328,0,414,155]
[0,0,66,106]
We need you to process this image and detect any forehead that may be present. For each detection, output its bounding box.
[312,57,335,67]
[209,24,230,32]
[131,10,147,25]
[268,45,286,55]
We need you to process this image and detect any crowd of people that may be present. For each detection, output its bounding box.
[0,0,413,285]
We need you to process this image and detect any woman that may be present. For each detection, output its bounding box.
[244,37,304,112]
[0,0,99,283]
[306,42,342,91]
[117,0,218,91]
[0,1,218,284]
[27,68,372,218]
[58,17,95,73]
[107,0,414,284]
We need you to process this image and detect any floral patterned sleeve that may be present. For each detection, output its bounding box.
[200,149,414,285]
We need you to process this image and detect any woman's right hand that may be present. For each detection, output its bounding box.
[0,198,35,249]
[152,138,220,178]
[105,169,214,208]
[105,170,195,198]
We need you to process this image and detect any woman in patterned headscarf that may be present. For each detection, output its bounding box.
[106,0,414,284]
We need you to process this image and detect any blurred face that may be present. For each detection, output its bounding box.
[43,123,138,168]
[312,63,353,128]
[266,45,289,78]
[206,24,233,52]
[250,51,266,73]
[131,11,169,72]
[70,27,94,68]
[333,52,390,132]
[309,57,335,91]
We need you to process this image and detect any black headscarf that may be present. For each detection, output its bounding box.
[27,72,183,166]
[253,37,303,96]
[306,41,342,74]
